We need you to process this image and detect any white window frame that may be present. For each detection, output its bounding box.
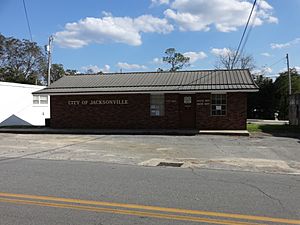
[150,94,165,117]
[211,94,227,116]
[33,95,48,105]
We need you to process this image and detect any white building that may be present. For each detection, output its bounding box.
[0,81,50,126]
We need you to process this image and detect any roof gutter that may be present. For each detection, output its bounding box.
[33,89,259,96]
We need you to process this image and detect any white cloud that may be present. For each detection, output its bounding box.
[164,0,277,32]
[117,62,147,70]
[102,11,112,17]
[81,65,101,73]
[253,67,272,75]
[271,38,300,49]
[295,66,300,73]
[259,0,273,10]
[134,15,173,33]
[210,48,233,57]
[55,14,173,48]
[279,67,287,73]
[151,57,163,64]
[101,64,111,73]
[263,67,272,73]
[151,0,169,7]
[261,52,272,57]
[164,9,210,32]
[183,51,207,63]
[279,67,300,74]
[267,16,278,24]
[81,64,110,73]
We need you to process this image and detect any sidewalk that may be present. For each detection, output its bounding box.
[247,119,289,125]
[0,132,299,175]
[0,127,249,136]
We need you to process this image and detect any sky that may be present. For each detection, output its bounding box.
[0,0,299,77]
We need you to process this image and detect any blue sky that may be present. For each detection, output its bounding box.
[0,0,299,77]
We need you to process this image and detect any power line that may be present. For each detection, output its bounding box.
[255,57,285,76]
[267,57,286,68]
[239,0,261,57]
[172,70,223,91]
[22,0,33,42]
[173,57,285,89]
[231,0,257,69]
[178,57,286,89]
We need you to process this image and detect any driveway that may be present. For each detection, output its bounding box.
[0,133,299,174]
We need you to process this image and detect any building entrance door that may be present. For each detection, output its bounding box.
[179,94,196,128]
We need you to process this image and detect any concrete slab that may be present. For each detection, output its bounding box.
[0,133,299,174]
[199,130,249,136]
[247,119,289,125]
[0,127,249,136]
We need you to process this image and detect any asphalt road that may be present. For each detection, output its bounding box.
[0,158,299,225]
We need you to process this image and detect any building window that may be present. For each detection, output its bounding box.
[150,94,165,116]
[211,94,226,116]
[33,95,48,105]
[33,96,40,104]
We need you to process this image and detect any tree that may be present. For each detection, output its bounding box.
[163,48,190,72]
[214,48,255,71]
[274,68,300,119]
[51,64,65,83]
[248,75,276,119]
[65,69,77,75]
[0,33,47,84]
[86,69,94,74]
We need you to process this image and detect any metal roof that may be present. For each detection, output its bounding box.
[34,69,258,95]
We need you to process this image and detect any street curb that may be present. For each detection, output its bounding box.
[0,128,249,136]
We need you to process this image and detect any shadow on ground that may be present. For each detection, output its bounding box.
[251,124,300,139]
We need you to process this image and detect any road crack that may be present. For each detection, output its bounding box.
[188,168,292,214]
[241,181,284,207]
[0,136,105,163]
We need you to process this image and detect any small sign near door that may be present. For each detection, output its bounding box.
[180,95,196,129]
[184,96,192,104]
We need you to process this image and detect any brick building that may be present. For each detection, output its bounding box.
[33,69,258,130]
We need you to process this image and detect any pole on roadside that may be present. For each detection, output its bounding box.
[47,35,53,87]
[286,53,291,96]
[286,53,292,125]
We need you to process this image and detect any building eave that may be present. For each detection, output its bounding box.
[33,89,258,96]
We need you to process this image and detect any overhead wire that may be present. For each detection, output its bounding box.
[22,0,33,42]
[173,70,215,90]
[231,0,258,69]
[172,1,280,88]
[175,56,286,90]
[239,0,261,57]
[265,57,286,69]
[255,57,286,77]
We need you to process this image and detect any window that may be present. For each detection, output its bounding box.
[211,94,226,116]
[33,95,48,105]
[150,94,165,116]
[40,96,48,104]
[33,96,40,104]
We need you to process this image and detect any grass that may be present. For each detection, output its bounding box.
[247,123,300,134]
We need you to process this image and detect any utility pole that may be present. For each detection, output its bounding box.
[286,53,291,95]
[47,35,53,86]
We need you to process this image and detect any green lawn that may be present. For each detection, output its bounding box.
[247,123,300,133]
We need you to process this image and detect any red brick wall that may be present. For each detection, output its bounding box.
[196,93,247,130]
[50,94,180,129]
[50,92,247,130]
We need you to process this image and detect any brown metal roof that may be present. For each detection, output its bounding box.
[34,69,258,95]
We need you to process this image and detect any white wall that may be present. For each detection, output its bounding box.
[0,82,50,126]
